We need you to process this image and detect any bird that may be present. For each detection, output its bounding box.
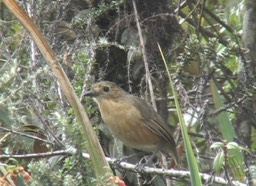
[83,81,178,164]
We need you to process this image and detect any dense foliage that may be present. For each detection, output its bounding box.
[0,0,255,185]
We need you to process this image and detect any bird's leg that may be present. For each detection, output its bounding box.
[135,152,158,172]
[113,151,145,167]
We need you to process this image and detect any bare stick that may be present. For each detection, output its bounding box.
[132,0,157,111]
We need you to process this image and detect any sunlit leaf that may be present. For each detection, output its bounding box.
[212,150,224,174]
[210,79,236,141]
[227,142,240,150]
[210,142,225,149]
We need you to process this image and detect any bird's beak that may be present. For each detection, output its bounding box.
[82,90,98,97]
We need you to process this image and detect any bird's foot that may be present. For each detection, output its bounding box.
[135,156,148,172]
[113,153,140,168]
[135,152,158,172]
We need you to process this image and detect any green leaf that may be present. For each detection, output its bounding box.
[209,79,236,141]
[226,142,250,153]
[0,108,13,128]
[210,142,224,149]
[227,142,240,150]
[228,152,246,181]
[0,58,19,93]
[209,79,245,180]
[212,150,224,173]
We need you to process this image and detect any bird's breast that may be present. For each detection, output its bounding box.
[97,98,165,152]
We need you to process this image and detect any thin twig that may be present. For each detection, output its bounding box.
[208,96,246,117]
[178,11,229,46]
[0,126,53,145]
[190,0,234,34]
[197,0,206,35]
[132,0,157,111]
[28,99,64,148]
[179,0,201,25]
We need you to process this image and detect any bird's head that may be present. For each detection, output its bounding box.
[83,81,126,100]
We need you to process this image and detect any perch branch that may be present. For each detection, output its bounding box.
[0,149,246,186]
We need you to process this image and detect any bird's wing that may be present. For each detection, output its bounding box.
[131,96,176,147]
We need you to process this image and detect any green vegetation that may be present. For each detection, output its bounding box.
[0,0,254,185]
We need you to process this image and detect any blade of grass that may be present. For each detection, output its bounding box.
[158,43,202,186]
[3,0,113,179]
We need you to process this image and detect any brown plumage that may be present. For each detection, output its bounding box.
[84,81,178,163]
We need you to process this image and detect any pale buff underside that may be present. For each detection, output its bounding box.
[95,97,165,152]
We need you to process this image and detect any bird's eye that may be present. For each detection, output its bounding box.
[103,86,110,92]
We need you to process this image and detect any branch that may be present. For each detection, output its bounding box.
[132,0,157,111]
[0,126,53,145]
[0,149,246,186]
